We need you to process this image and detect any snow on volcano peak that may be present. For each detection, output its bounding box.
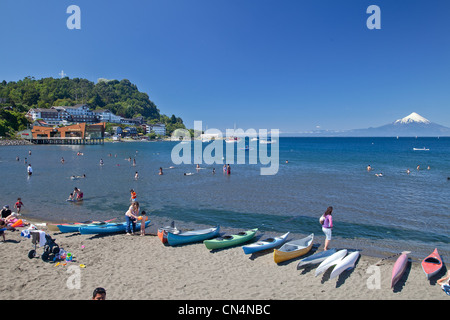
[394,112,431,124]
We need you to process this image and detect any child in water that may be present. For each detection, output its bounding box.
[14,198,24,214]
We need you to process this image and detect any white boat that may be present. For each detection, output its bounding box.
[329,251,360,280]
[260,139,276,144]
[225,137,241,143]
[315,249,347,277]
[297,248,337,269]
[413,147,429,151]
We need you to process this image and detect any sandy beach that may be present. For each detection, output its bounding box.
[0,217,448,303]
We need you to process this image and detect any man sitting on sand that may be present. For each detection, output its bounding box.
[1,205,11,219]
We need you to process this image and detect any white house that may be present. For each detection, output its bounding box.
[151,123,166,136]
[64,104,98,123]
[93,109,123,123]
[26,108,68,125]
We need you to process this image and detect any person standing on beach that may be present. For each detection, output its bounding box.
[320,206,333,251]
[227,164,231,175]
[27,164,33,176]
[125,202,139,235]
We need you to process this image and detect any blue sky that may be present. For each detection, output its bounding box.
[1,0,450,132]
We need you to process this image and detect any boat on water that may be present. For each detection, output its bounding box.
[54,218,117,233]
[167,226,220,246]
[391,251,410,289]
[259,139,276,144]
[79,220,150,235]
[273,233,314,263]
[204,228,258,250]
[413,147,429,151]
[225,137,241,143]
[421,248,443,280]
[242,232,290,255]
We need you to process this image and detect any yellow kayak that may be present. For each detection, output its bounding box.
[273,233,314,263]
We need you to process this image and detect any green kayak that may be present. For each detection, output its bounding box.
[204,228,258,250]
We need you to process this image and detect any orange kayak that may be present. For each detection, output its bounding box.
[421,248,442,280]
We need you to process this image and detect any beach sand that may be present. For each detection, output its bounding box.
[0,218,447,301]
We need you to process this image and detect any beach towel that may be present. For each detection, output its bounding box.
[38,230,46,247]
[30,230,46,247]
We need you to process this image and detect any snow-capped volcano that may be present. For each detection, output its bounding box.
[349,112,450,136]
[394,112,431,125]
[288,112,450,137]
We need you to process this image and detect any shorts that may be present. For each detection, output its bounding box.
[322,227,332,241]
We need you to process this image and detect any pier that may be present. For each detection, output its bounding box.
[31,137,104,145]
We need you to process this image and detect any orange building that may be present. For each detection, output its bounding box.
[31,122,106,144]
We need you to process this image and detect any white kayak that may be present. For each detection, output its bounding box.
[329,251,360,280]
[315,249,348,277]
[297,248,337,269]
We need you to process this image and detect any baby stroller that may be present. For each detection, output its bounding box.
[27,231,60,262]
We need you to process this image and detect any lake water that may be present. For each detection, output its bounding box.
[0,137,449,259]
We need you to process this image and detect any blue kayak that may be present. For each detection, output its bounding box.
[167,225,220,246]
[56,218,117,233]
[79,220,150,235]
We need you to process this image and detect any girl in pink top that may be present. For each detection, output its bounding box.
[321,206,333,250]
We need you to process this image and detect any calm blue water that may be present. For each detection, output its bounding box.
[0,137,449,259]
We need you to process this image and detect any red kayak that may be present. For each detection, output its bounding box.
[421,248,442,280]
[391,251,409,289]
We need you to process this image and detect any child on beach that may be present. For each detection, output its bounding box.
[138,211,147,236]
[14,198,24,214]
[67,193,74,201]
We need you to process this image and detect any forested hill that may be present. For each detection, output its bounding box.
[0,76,185,136]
